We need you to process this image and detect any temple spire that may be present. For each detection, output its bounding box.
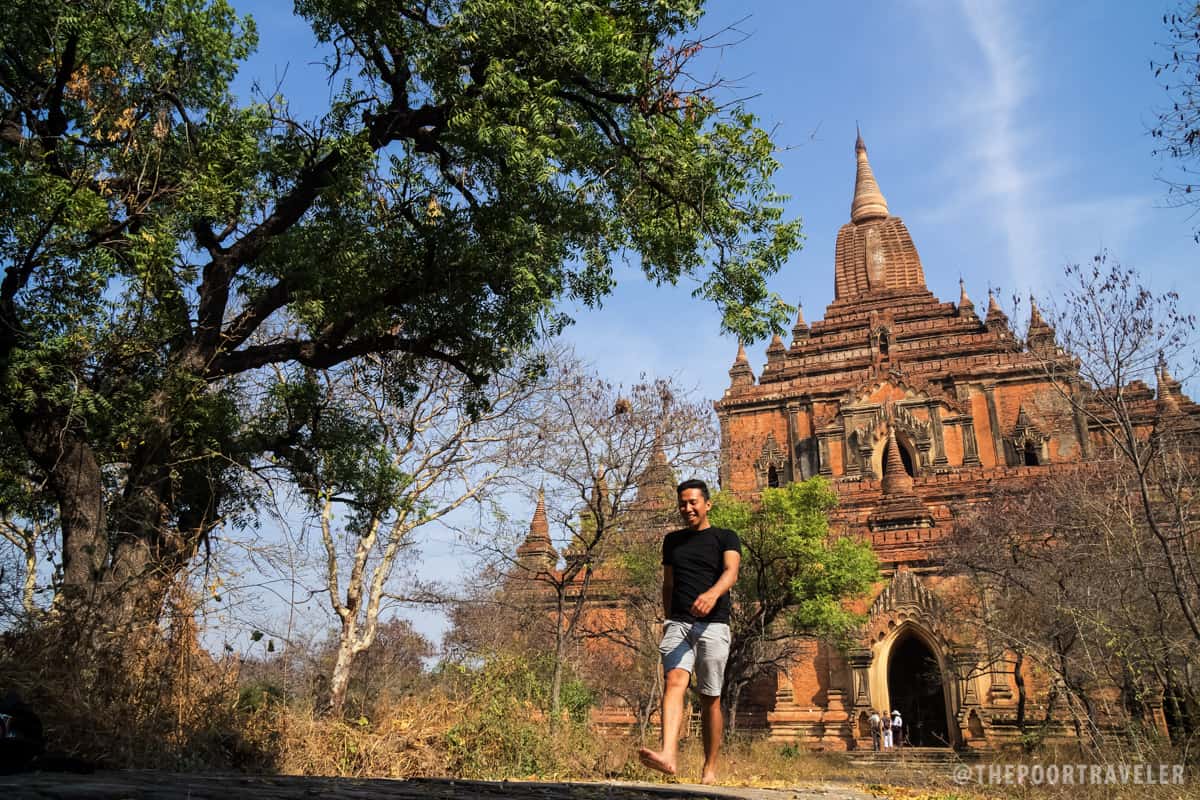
[851,130,890,223]
[1157,351,1182,410]
[516,484,557,570]
[959,278,973,309]
[1159,352,1176,385]
[985,288,1009,334]
[531,484,548,538]
[765,333,786,366]
[1029,295,1046,327]
[636,432,675,505]
[1027,294,1056,353]
[791,300,810,343]
[728,340,755,387]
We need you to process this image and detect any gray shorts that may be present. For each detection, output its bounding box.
[659,619,731,696]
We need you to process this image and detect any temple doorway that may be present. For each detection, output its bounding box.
[887,632,951,747]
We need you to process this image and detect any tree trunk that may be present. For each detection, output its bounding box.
[1014,650,1027,731]
[18,412,106,602]
[725,682,742,733]
[327,630,358,719]
[550,613,565,724]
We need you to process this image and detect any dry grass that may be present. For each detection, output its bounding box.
[626,734,860,787]
[241,697,458,778]
[4,614,1196,800]
[0,609,253,770]
[240,684,631,781]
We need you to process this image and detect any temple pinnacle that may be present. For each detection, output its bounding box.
[728,340,755,387]
[1029,295,1045,326]
[1159,351,1176,384]
[851,131,889,223]
[792,301,810,343]
[530,484,549,539]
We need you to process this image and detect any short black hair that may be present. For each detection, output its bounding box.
[676,478,710,501]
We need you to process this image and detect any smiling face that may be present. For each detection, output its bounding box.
[677,487,712,531]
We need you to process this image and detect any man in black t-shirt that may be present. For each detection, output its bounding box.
[637,478,741,785]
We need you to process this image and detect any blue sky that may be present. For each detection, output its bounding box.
[224,1,1199,647]
[231,0,1198,399]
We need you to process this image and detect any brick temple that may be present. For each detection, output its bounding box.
[516,134,1200,749]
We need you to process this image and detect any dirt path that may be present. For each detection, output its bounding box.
[0,772,880,799]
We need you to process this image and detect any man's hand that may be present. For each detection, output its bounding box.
[690,591,718,618]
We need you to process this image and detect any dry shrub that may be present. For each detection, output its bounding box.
[242,692,460,778]
[0,593,259,770]
[242,653,628,781]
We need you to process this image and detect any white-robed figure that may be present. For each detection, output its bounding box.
[891,710,903,748]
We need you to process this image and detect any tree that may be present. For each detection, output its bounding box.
[1031,254,1198,649]
[0,0,800,628]
[258,350,552,717]
[0,477,53,618]
[1152,3,1200,237]
[948,254,1200,749]
[709,479,878,729]
[453,363,718,723]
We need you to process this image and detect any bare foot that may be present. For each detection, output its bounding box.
[637,747,677,775]
[701,770,718,785]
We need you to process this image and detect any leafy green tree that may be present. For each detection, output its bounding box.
[0,1,799,625]
[709,478,878,727]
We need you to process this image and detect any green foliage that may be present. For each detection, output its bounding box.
[621,544,663,591]
[0,0,799,610]
[442,652,595,778]
[237,680,285,713]
[711,478,878,642]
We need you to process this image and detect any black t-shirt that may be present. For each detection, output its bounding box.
[661,526,741,624]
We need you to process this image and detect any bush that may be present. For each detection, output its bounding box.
[0,603,264,771]
[441,653,598,779]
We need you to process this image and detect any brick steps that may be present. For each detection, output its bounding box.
[845,746,990,768]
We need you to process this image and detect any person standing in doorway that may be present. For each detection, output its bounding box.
[891,710,903,748]
[638,479,741,785]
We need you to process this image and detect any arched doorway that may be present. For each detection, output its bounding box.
[887,632,950,747]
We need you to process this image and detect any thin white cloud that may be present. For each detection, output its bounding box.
[906,0,1159,308]
[955,0,1043,293]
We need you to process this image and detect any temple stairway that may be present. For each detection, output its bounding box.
[845,746,990,769]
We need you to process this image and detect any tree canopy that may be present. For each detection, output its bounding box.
[0,0,799,619]
[709,479,878,718]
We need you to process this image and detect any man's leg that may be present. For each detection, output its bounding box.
[638,668,690,775]
[693,623,731,784]
[640,620,694,775]
[699,693,722,784]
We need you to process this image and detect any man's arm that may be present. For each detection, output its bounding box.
[662,565,674,620]
[689,549,741,618]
